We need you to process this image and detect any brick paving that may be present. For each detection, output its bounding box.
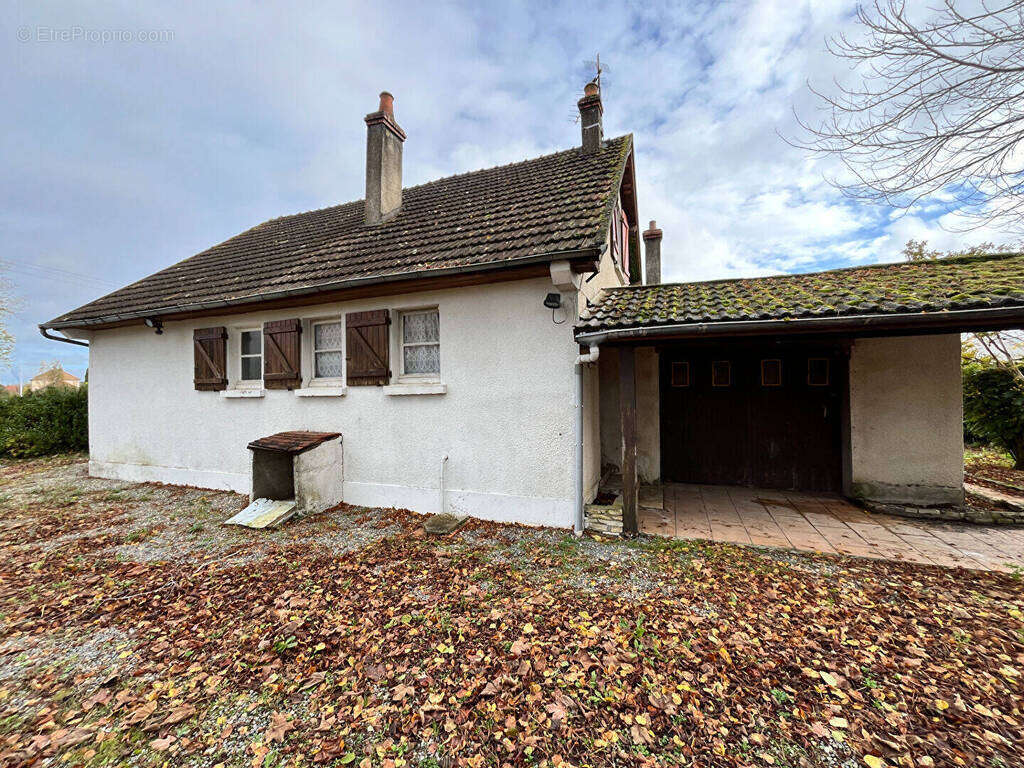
[639,484,1024,572]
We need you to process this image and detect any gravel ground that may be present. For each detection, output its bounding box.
[452,524,678,600]
[0,625,139,716]
[0,456,412,570]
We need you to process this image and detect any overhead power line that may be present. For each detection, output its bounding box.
[1,258,119,291]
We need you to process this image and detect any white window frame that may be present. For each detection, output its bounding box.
[397,307,441,383]
[309,317,345,384]
[236,327,264,388]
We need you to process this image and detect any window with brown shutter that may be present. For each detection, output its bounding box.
[346,310,390,386]
[193,327,228,391]
[262,319,302,390]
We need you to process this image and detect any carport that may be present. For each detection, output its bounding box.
[576,252,1024,536]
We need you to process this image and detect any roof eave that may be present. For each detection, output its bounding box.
[43,247,602,331]
[575,305,1024,343]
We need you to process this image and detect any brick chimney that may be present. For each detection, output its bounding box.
[577,79,603,154]
[643,221,662,284]
[364,91,407,225]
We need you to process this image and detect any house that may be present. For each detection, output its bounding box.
[41,84,1024,533]
[42,84,637,528]
[28,366,81,392]
[2,384,19,396]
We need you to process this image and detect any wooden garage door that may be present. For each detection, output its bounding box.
[660,347,844,492]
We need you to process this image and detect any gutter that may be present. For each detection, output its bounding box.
[43,247,602,331]
[40,327,89,347]
[575,305,1024,343]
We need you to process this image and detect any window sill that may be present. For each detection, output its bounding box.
[294,386,347,398]
[383,383,447,396]
[220,388,265,399]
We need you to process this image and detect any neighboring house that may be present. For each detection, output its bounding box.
[28,367,81,392]
[42,84,1024,532]
[2,384,19,396]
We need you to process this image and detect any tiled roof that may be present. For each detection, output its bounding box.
[578,252,1024,333]
[47,136,633,328]
[29,368,79,384]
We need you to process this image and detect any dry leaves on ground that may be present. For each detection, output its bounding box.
[0,456,1022,768]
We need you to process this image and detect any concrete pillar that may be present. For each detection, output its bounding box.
[619,346,638,536]
[849,334,964,506]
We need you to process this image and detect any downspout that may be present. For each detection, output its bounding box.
[574,342,601,535]
[551,259,602,536]
[439,455,449,516]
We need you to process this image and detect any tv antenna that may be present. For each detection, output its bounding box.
[570,54,610,123]
[583,53,609,92]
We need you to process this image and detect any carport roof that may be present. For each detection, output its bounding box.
[576,251,1024,339]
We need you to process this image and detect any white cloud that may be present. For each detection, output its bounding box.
[0,0,1016,380]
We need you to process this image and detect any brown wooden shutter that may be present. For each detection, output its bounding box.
[194,327,228,391]
[346,310,390,386]
[263,319,302,390]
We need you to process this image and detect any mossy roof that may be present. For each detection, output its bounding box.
[577,252,1024,333]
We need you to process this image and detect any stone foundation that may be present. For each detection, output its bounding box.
[584,483,663,536]
[850,481,964,508]
[584,504,623,536]
[863,500,1024,525]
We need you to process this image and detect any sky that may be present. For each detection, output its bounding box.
[1,0,1016,385]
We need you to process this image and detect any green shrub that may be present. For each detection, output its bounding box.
[0,386,88,458]
[963,362,1024,469]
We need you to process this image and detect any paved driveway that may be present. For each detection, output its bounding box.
[639,484,1024,572]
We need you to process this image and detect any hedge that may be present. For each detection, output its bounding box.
[963,361,1024,470]
[0,385,88,458]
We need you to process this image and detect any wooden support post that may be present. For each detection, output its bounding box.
[619,346,638,537]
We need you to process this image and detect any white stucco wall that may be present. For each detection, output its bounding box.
[849,334,964,505]
[577,238,629,502]
[87,277,583,527]
[598,346,660,483]
[577,240,628,313]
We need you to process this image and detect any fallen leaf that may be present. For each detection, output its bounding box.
[266,712,295,744]
[150,736,175,752]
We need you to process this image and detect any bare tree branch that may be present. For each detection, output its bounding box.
[902,237,1024,380]
[791,1,1024,232]
[0,262,14,367]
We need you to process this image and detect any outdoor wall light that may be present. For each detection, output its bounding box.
[144,317,164,335]
[543,293,562,309]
